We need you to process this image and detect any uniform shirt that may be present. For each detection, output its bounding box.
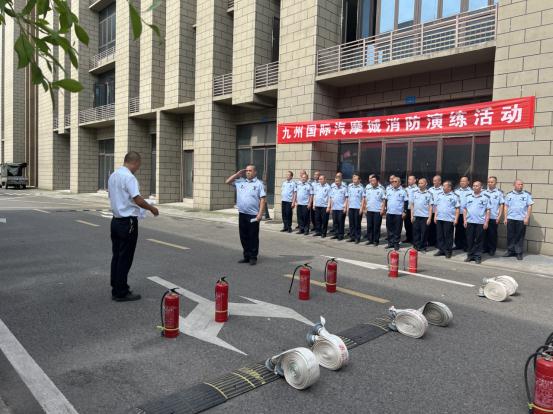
[410,189,433,218]
[405,184,418,205]
[454,186,474,210]
[330,183,348,210]
[108,166,141,218]
[281,180,297,203]
[428,186,444,213]
[483,188,505,220]
[365,185,386,213]
[433,192,460,222]
[234,177,266,215]
[385,187,408,216]
[347,183,365,209]
[296,181,313,206]
[505,190,534,221]
[465,193,491,225]
[313,182,331,208]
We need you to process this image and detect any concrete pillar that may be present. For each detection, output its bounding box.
[156,112,182,203]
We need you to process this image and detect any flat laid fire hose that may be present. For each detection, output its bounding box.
[479,276,518,302]
[387,306,428,339]
[306,317,349,370]
[418,301,453,327]
[265,347,320,390]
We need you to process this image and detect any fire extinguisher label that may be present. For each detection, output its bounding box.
[535,377,553,407]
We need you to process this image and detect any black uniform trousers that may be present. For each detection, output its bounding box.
[111,217,138,298]
[454,215,467,250]
[507,219,526,255]
[314,206,329,236]
[412,216,429,251]
[281,201,293,231]
[428,213,437,246]
[366,212,382,244]
[466,223,484,260]
[310,206,316,230]
[239,213,260,260]
[483,219,498,254]
[386,214,403,249]
[348,208,362,241]
[436,220,454,254]
[297,204,310,233]
[403,201,413,243]
[332,210,345,238]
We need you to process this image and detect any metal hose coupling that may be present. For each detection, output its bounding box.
[418,302,453,327]
[306,316,349,371]
[479,276,518,302]
[265,348,320,390]
[387,306,428,339]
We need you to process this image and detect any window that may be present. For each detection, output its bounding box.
[472,136,490,184]
[420,0,438,23]
[412,140,437,183]
[442,0,461,17]
[384,142,408,184]
[338,142,359,180]
[441,137,471,186]
[99,3,116,53]
[343,0,359,42]
[94,71,115,107]
[359,0,376,38]
[378,0,395,33]
[98,139,114,190]
[359,141,382,180]
[272,17,280,62]
[468,0,489,11]
[397,0,415,29]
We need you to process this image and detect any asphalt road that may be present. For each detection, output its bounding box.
[0,188,552,414]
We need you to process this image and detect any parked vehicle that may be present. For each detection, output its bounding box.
[0,163,28,189]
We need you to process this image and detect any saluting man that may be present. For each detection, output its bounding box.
[404,175,417,244]
[364,174,386,246]
[328,173,348,240]
[108,151,159,302]
[410,177,433,252]
[313,174,331,237]
[385,177,408,251]
[428,175,443,247]
[503,179,534,260]
[463,181,490,264]
[294,173,313,235]
[433,180,460,259]
[226,165,266,265]
[482,176,504,256]
[280,171,297,233]
[346,173,364,244]
[454,176,473,251]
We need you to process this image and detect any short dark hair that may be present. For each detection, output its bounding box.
[124,151,141,163]
[288,170,294,177]
[371,174,380,181]
[443,180,453,188]
[409,175,416,180]
[489,176,497,181]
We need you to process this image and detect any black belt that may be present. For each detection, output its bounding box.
[113,216,138,221]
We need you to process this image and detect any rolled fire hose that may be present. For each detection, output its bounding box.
[387,306,428,339]
[265,347,320,390]
[306,316,349,370]
[479,276,518,302]
[418,301,453,327]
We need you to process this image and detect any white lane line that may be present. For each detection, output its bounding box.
[147,239,190,251]
[0,218,6,224]
[75,220,100,227]
[33,209,51,214]
[323,255,475,288]
[0,318,79,414]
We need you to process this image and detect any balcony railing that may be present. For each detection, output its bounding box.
[89,45,115,71]
[129,96,140,114]
[254,61,279,89]
[53,116,58,129]
[213,73,232,96]
[228,0,234,10]
[78,103,115,124]
[64,114,71,128]
[317,5,497,76]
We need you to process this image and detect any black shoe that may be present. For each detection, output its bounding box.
[374,243,379,247]
[365,241,373,245]
[321,234,326,238]
[330,235,338,239]
[434,251,445,257]
[238,258,250,263]
[355,239,360,244]
[280,228,288,232]
[489,251,495,257]
[249,258,257,265]
[517,254,523,261]
[464,257,472,262]
[386,244,394,249]
[304,231,310,235]
[313,233,321,237]
[446,252,452,259]
[113,292,141,302]
[296,230,304,234]
[475,257,482,264]
[288,229,292,233]
[346,238,354,242]
[503,251,515,257]
[337,236,344,241]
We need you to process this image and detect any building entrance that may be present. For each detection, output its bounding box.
[98,138,114,190]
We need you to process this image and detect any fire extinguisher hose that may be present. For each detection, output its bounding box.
[324,258,336,284]
[387,306,428,339]
[418,302,453,327]
[288,264,310,294]
[265,348,320,390]
[306,316,349,371]
[525,348,553,414]
[480,276,518,302]
[157,288,179,334]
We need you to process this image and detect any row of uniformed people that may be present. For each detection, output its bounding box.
[281,171,534,260]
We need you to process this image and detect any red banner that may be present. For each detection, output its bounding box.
[277,96,535,144]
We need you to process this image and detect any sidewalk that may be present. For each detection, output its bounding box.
[34,189,553,277]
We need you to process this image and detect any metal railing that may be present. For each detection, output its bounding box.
[228,0,234,10]
[317,5,497,76]
[129,96,140,114]
[254,61,279,89]
[64,113,71,128]
[213,73,233,96]
[53,116,58,129]
[89,45,115,71]
[78,103,115,124]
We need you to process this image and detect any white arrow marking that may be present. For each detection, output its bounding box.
[148,276,313,355]
[0,218,6,224]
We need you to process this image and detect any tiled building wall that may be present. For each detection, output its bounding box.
[156,112,182,202]
[490,0,553,255]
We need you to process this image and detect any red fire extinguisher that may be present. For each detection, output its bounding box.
[215,277,229,323]
[403,248,418,273]
[324,258,338,293]
[289,263,311,300]
[387,250,399,278]
[525,345,553,414]
[158,288,180,338]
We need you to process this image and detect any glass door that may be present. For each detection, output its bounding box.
[411,140,438,183]
[98,139,114,190]
[384,141,408,185]
[183,150,194,198]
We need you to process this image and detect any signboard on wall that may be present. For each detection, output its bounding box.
[277,97,536,144]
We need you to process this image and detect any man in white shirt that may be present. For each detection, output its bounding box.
[108,152,159,302]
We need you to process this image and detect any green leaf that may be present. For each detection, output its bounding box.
[146,0,162,12]
[147,23,161,38]
[41,79,49,92]
[14,34,34,69]
[129,3,142,39]
[52,79,83,92]
[30,63,44,85]
[22,0,38,15]
[67,48,78,69]
[36,0,49,15]
[74,23,89,46]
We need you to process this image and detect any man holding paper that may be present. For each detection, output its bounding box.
[226,165,266,266]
